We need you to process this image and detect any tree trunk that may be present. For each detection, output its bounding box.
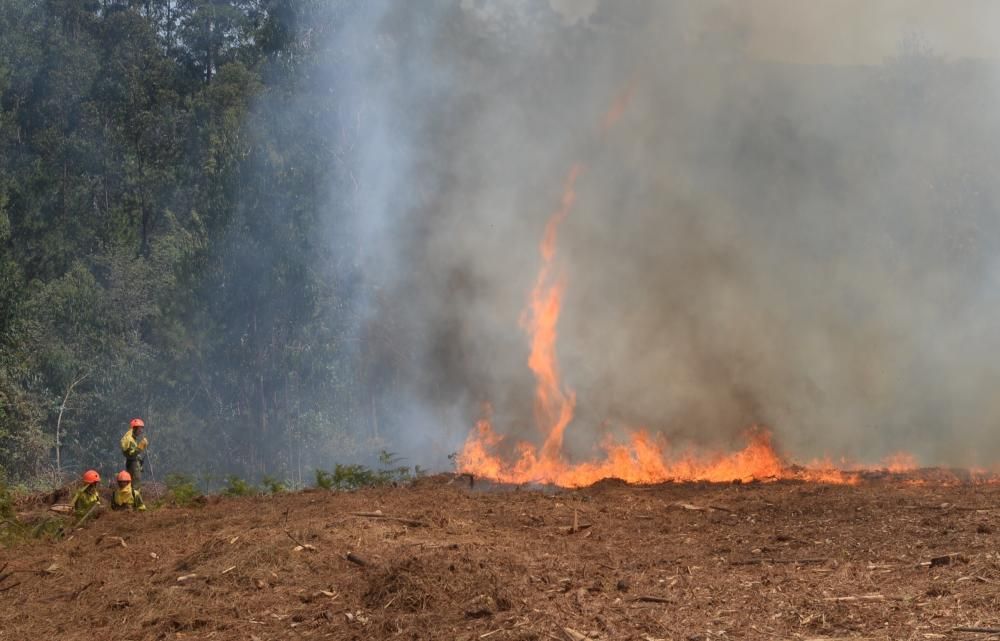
[55,372,90,475]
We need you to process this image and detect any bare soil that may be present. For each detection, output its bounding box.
[2,476,999,641]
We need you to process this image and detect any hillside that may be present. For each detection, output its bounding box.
[2,477,999,641]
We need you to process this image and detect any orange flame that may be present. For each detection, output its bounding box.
[601,82,636,131]
[454,89,993,489]
[521,164,582,464]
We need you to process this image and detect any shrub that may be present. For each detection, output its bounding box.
[261,475,286,494]
[315,464,401,490]
[164,473,203,507]
[315,468,335,490]
[222,475,256,497]
[0,478,12,520]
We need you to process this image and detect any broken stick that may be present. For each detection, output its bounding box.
[730,558,827,566]
[346,552,369,567]
[953,627,1000,635]
[349,512,428,528]
[822,594,887,602]
[633,595,672,604]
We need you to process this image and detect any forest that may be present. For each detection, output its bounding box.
[0,0,381,486]
[5,0,1000,490]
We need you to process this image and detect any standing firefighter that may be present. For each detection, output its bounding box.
[72,469,102,517]
[111,471,145,512]
[120,418,148,488]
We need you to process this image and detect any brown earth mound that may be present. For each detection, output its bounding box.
[2,475,999,640]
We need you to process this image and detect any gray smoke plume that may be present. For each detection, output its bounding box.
[330,0,1000,469]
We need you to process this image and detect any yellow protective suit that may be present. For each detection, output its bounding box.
[111,483,146,512]
[72,484,101,517]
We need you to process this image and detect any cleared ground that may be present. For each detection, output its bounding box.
[2,476,999,641]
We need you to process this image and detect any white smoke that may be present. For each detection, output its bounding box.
[329,0,1000,469]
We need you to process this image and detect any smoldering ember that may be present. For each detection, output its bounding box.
[1,2,999,640]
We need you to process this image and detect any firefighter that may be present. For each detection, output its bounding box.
[110,470,145,512]
[120,417,148,488]
[72,469,102,517]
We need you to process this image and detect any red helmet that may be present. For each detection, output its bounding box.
[130,418,145,429]
[83,470,100,484]
[116,470,132,483]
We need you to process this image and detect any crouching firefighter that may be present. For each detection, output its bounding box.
[120,417,148,488]
[111,470,146,512]
[72,469,103,517]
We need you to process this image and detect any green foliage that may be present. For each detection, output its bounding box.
[0,515,65,547]
[222,475,256,497]
[315,462,417,491]
[0,478,65,546]
[378,450,404,467]
[164,473,203,507]
[314,465,379,490]
[0,477,12,520]
[0,1,373,483]
[261,475,286,494]
[314,468,335,490]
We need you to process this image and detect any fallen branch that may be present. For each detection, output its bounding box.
[918,553,968,568]
[563,627,588,641]
[632,595,672,604]
[822,594,889,602]
[953,627,1000,634]
[96,534,127,548]
[278,508,317,550]
[730,558,827,566]
[346,552,369,567]
[68,580,95,601]
[672,501,735,514]
[349,512,428,528]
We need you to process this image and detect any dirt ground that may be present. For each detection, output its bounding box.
[1,475,999,641]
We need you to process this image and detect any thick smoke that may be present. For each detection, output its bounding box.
[333,0,1000,468]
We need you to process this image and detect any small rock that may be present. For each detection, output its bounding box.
[616,579,630,592]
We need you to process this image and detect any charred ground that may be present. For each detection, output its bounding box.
[2,476,999,641]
